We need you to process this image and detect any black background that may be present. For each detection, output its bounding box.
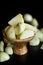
[0,1,43,65]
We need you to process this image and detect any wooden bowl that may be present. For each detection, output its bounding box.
[3,31,34,55]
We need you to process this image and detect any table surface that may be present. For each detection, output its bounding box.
[0,41,43,65]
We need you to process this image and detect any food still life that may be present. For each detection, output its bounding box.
[0,13,43,62]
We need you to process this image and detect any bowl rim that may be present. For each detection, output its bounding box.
[3,30,34,43]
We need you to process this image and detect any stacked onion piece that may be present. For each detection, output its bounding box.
[3,13,35,41]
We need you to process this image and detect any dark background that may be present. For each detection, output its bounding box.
[0,1,43,65]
